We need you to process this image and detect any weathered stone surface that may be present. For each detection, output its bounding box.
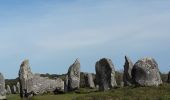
[85,73,95,89]
[6,85,11,94]
[17,82,20,93]
[80,72,95,89]
[19,59,65,98]
[64,75,68,92]
[19,59,34,98]
[123,56,133,86]
[32,74,64,95]
[12,85,17,94]
[95,58,117,91]
[0,73,6,99]
[132,57,162,86]
[68,59,80,91]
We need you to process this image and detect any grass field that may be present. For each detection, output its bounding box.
[7,84,170,100]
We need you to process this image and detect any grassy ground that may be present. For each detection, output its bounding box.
[7,84,170,100]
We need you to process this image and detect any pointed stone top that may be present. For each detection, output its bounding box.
[20,59,29,67]
[75,58,80,64]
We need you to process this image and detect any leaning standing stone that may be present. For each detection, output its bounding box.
[123,56,133,86]
[167,71,170,83]
[95,58,117,91]
[132,57,162,86]
[68,59,80,91]
[0,73,6,99]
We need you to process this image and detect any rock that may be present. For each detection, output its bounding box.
[64,75,68,92]
[19,59,65,98]
[32,74,64,95]
[123,56,133,86]
[0,73,6,99]
[95,58,117,91]
[12,85,17,94]
[19,59,34,98]
[68,59,80,91]
[6,85,11,94]
[17,82,20,93]
[132,57,162,86]
[85,73,95,89]
[167,71,170,83]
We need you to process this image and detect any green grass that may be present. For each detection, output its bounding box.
[7,84,170,100]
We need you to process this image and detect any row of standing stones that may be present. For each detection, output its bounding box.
[0,56,170,99]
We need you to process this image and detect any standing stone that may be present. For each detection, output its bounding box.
[0,73,6,99]
[19,59,34,98]
[95,58,117,91]
[167,71,170,83]
[68,59,80,91]
[12,85,17,94]
[123,56,133,86]
[64,75,68,92]
[17,82,20,93]
[132,57,162,86]
[6,85,11,94]
[85,73,95,89]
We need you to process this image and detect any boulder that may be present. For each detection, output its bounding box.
[123,56,133,86]
[132,57,162,86]
[6,85,11,94]
[32,74,64,95]
[95,58,117,91]
[12,85,17,94]
[19,59,34,98]
[68,59,80,91]
[0,73,6,99]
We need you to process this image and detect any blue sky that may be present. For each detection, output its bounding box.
[0,0,170,79]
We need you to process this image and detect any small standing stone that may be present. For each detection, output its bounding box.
[17,82,20,93]
[123,56,133,86]
[68,59,80,91]
[6,85,11,94]
[12,85,17,94]
[167,71,170,83]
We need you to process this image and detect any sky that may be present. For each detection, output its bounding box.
[0,0,170,79]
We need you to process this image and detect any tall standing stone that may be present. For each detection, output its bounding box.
[0,73,6,99]
[12,85,17,94]
[19,59,34,98]
[6,85,11,94]
[68,59,80,91]
[95,58,117,91]
[132,57,162,86]
[123,56,133,86]
[17,82,20,93]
